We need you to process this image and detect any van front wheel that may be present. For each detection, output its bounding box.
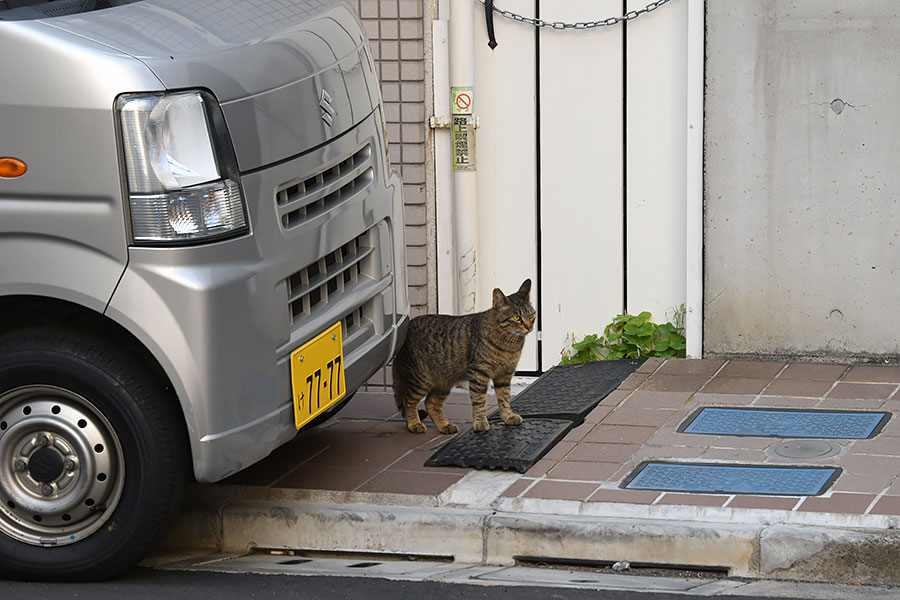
[0,330,185,581]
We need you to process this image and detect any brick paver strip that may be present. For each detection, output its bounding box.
[565,442,642,463]
[869,495,900,515]
[543,441,576,461]
[718,361,785,378]
[702,377,770,395]
[584,424,658,445]
[762,378,834,397]
[625,390,694,409]
[500,478,533,498]
[827,382,898,400]
[798,492,876,514]
[357,470,465,495]
[692,392,756,405]
[657,359,725,376]
[524,459,555,478]
[604,407,677,427]
[642,374,709,392]
[523,480,599,502]
[818,398,887,410]
[844,365,900,383]
[587,488,661,504]
[277,465,377,492]
[620,372,650,390]
[727,495,800,510]
[850,436,900,456]
[549,461,620,481]
[636,357,665,373]
[831,472,898,494]
[779,363,847,380]
[656,493,729,507]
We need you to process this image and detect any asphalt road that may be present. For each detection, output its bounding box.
[0,568,766,600]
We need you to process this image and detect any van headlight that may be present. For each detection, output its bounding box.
[116,90,248,245]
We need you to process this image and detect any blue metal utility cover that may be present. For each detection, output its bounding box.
[622,461,840,496]
[678,407,890,439]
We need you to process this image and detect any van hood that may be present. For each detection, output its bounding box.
[46,0,381,171]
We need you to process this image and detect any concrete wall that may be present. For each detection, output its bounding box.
[704,0,900,361]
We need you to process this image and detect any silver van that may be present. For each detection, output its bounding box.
[0,0,408,580]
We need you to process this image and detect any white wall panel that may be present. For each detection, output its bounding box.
[473,1,539,371]
[539,0,624,368]
[625,0,688,324]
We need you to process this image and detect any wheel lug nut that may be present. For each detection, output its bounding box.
[40,484,54,497]
[64,458,77,472]
[36,434,50,448]
[13,459,27,472]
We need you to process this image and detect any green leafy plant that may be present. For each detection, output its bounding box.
[559,306,686,364]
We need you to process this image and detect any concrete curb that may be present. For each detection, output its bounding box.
[162,483,900,586]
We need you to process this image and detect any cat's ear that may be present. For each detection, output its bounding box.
[492,288,510,308]
[518,279,532,300]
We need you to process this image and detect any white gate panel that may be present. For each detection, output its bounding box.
[539,0,624,369]
[474,1,539,371]
[625,0,688,322]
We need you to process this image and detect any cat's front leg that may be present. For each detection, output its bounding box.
[494,374,523,425]
[468,369,491,431]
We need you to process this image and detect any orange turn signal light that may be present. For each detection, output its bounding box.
[0,157,27,178]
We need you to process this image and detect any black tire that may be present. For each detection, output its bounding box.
[0,329,186,581]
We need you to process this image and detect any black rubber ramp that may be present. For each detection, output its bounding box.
[425,418,574,473]
[491,359,643,423]
[427,360,641,472]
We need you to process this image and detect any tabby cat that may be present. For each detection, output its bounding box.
[392,279,535,433]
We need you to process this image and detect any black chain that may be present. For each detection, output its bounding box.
[480,0,673,39]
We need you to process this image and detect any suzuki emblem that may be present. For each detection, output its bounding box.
[319,89,336,126]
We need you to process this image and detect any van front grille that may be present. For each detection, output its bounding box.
[285,229,375,327]
[276,144,373,230]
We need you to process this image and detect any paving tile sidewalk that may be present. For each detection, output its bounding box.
[223,358,900,520]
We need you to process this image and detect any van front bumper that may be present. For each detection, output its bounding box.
[106,111,409,483]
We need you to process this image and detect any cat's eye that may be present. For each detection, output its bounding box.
[512,316,520,321]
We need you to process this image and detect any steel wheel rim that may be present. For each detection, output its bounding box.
[0,385,125,547]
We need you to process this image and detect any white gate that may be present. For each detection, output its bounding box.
[439,0,694,372]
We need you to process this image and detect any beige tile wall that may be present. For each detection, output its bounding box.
[352,0,434,390]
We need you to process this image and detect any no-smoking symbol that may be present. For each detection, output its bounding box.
[451,87,473,115]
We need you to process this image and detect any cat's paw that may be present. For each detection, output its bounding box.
[407,422,427,434]
[473,419,491,432]
[439,422,460,434]
[502,413,523,426]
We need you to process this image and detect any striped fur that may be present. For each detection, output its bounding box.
[392,279,535,433]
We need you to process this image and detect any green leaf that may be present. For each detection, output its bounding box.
[625,324,654,336]
[637,311,652,320]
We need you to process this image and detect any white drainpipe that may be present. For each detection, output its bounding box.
[685,0,704,357]
[449,0,479,313]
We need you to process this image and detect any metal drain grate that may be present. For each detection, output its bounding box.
[490,359,643,422]
[622,461,841,496]
[425,418,574,473]
[678,407,890,439]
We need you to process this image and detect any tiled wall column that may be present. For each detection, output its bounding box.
[353,0,436,389]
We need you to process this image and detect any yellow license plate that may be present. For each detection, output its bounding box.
[291,321,346,429]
